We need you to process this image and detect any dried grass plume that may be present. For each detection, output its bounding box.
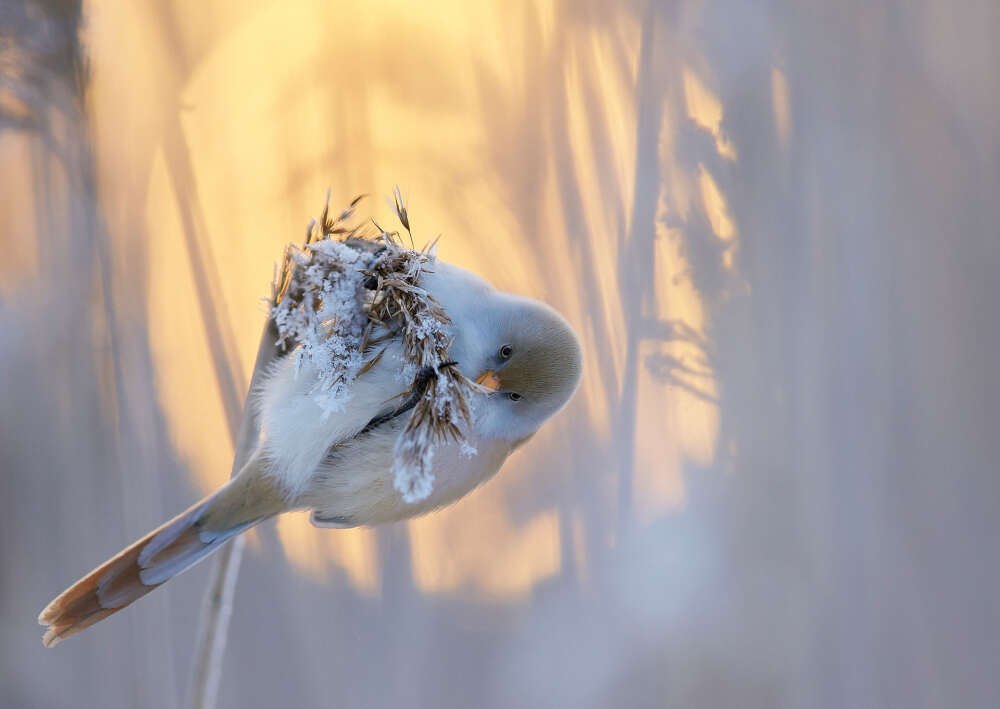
[269,189,477,501]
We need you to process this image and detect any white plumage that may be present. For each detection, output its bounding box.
[259,259,579,524]
[38,255,582,646]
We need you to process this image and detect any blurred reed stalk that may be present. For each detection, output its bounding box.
[188,321,281,709]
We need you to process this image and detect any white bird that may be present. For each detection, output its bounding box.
[38,258,582,646]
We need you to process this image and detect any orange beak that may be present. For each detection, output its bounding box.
[475,370,502,392]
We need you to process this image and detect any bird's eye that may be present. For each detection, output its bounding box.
[499,344,513,359]
[507,392,522,401]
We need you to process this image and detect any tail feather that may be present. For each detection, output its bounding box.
[39,465,286,647]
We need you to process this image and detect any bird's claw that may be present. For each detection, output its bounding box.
[415,360,459,384]
[355,361,461,439]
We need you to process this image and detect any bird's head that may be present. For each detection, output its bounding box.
[420,260,583,442]
[466,294,583,441]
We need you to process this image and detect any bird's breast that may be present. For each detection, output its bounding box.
[301,421,511,527]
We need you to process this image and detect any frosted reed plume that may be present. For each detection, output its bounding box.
[269,189,477,501]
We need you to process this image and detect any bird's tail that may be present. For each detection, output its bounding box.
[39,457,287,647]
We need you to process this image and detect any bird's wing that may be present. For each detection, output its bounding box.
[254,334,413,499]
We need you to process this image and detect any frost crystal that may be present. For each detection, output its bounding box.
[269,191,477,503]
[271,239,372,416]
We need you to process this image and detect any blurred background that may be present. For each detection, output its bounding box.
[2,0,999,706]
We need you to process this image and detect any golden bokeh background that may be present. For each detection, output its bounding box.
[81,0,721,599]
[4,0,999,707]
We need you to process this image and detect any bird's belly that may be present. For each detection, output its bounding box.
[301,424,511,527]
